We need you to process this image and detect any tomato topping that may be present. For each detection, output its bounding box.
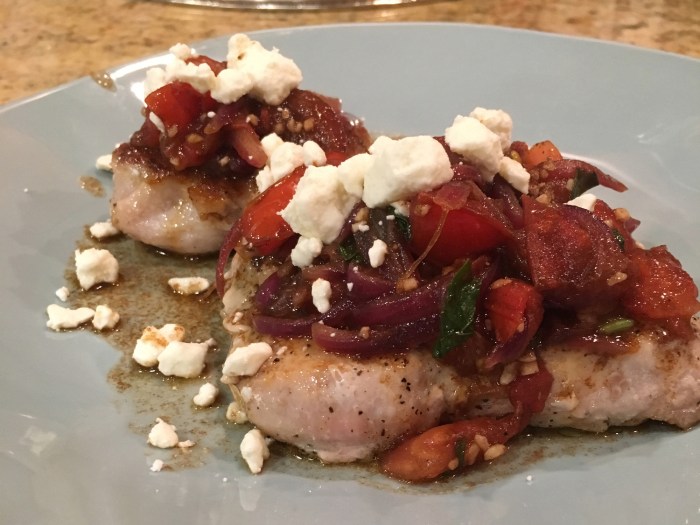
[486,278,543,343]
[622,246,700,321]
[145,81,216,131]
[409,182,512,266]
[521,140,563,169]
[523,196,629,309]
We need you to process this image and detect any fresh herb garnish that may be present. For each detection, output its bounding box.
[570,168,599,199]
[611,228,625,250]
[433,261,481,358]
[338,238,360,262]
[388,205,411,241]
[454,439,467,470]
[599,317,635,335]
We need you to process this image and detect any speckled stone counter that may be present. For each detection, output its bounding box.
[1,0,699,105]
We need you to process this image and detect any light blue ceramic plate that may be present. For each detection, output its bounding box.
[1,23,699,525]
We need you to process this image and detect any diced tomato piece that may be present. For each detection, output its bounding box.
[622,246,700,321]
[145,81,209,130]
[521,140,562,169]
[238,166,306,256]
[523,196,629,308]
[409,182,512,266]
[485,279,543,343]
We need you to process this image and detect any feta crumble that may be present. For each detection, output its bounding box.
[240,428,270,474]
[132,324,186,368]
[222,342,273,378]
[55,286,70,302]
[147,418,179,449]
[368,239,388,268]
[445,115,503,179]
[498,156,530,194]
[468,107,513,151]
[89,221,120,239]
[150,459,165,472]
[290,236,323,268]
[92,304,120,330]
[226,401,249,424]
[167,276,210,295]
[311,278,332,313]
[566,192,598,211]
[74,248,119,290]
[95,154,113,172]
[193,382,219,407]
[46,304,95,331]
[157,340,211,378]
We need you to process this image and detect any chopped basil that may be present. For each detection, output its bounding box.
[612,228,625,250]
[338,238,360,262]
[388,205,411,241]
[570,168,599,199]
[433,261,481,358]
[599,317,634,335]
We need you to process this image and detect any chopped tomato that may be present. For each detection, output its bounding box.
[523,196,629,308]
[485,278,543,343]
[521,140,563,169]
[145,81,216,130]
[622,246,700,321]
[409,182,512,266]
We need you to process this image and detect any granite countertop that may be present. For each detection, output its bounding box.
[2,0,699,105]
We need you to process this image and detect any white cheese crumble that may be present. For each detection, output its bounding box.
[336,152,372,199]
[311,278,332,313]
[132,324,186,368]
[193,382,219,407]
[89,220,120,239]
[148,112,166,133]
[362,136,452,208]
[498,156,530,194]
[290,236,323,268]
[222,342,273,378]
[46,304,95,331]
[280,165,359,243]
[55,286,70,302]
[226,401,249,424]
[147,418,179,449]
[469,107,513,151]
[368,239,389,268]
[167,276,210,295]
[95,154,113,172]
[150,459,165,472]
[74,248,119,290]
[92,304,120,330]
[566,192,598,211]
[445,115,503,179]
[240,428,270,474]
[157,340,211,378]
[255,134,327,192]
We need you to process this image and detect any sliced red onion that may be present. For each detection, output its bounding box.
[312,315,440,357]
[229,124,267,169]
[255,271,282,309]
[216,222,242,297]
[346,265,394,300]
[302,263,346,283]
[253,298,354,338]
[483,317,531,369]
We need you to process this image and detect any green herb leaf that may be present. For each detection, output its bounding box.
[454,439,466,470]
[599,317,635,335]
[388,205,411,241]
[570,168,599,199]
[433,261,481,358]
[338,238,360,262]
[611,228,625,250]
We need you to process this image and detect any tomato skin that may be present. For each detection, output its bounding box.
[409,183,512,266]
[145,81,216,130]
[521,140,563,169]
[238,166,305,256]
[485,278,543,343]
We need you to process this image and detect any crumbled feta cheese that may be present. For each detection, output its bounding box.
[498,157,530,194]
[280,165,359,243]
[95,154,113,172]
[132,324,186,367]
[169,42,198,60]
[210,68,254,104]
[352,221,369,233]
[240,428,270,474]
[55,286,70,302]
[566,192,598,211]
[226,401,249,424]
[445,115,503,179]
[362,136,452,208]
[89,220,120,239]
[193,382,219,407]
[46,304,95,331]
[157,340,210,378]
[468,107,513,151]
[302,141,326,167]
[147,418,179,449]
[144,67,167,95]
[311,278,332,314]
[337,153,372,199]
[260,133,284,157]
[178,440,196,449]
[390,200,410,216]
[165,59,217,94]
[74,248,119,290]
[290,236,323,268]
[148,112,166,133]
[150,459,165,472]
[222,342,273,377]
[167,276,210,295]
[92,304,120,330]
[368,239,388,268]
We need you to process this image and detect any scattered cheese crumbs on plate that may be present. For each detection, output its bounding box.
[55,286,70,302]
[89,220,120,239]
[46,304,95,331]
[193,382,219,407]
[226,401,249,424]
[240,428,270,474]
[147,418,179,449]
[178,440,196,448]
[150,459,164,472]
[168,276,211,295]
[95,154,113,172]
[74,248,119,290]
[92,304,120,330]
[157,340,210,378]
[132,324,186,367]
[222,342,273,378]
